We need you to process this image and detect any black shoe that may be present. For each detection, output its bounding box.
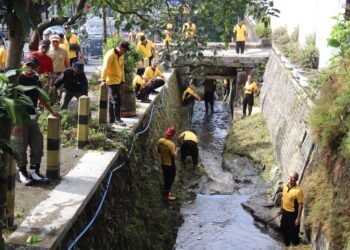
[141,99,151,103]
[29,167,50,184]
[241,115,246,119]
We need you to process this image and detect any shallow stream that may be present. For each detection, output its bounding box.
[175,101,283,250]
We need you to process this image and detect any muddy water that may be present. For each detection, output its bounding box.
[175,102,283,250]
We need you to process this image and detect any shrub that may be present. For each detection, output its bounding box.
[300,44,319,69]
[272,26,289,46]
[282,41,302,64]
[309,62,350,157]
[254,22,272,39]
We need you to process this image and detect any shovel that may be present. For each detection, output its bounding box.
[264,214,281,228]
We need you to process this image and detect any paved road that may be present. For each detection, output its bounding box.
[84,57,102,79]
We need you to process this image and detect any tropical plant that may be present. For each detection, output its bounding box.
[103,35,143,91]
[0,70,49,246]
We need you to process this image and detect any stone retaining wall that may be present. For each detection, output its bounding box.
[260,52,315,182]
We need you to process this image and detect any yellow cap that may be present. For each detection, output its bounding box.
[167,23,173,29]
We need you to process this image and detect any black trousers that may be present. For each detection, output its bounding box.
[204,92,215,113]
[162,165,176,196]
[108,84,122,123]
[136,86,152,101]
[181,140,198,167]
[280,210,300,246]
[151,79,165,90]
[243,93,254,116]
[236,41,245,54]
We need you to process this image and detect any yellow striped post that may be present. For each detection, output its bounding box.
[6,156,15,227]
[98,86,108,124]
[46,115,61,180]
[143,58,149,67]
[77,95,90,149]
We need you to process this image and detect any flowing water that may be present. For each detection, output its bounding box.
[175,101,283,250]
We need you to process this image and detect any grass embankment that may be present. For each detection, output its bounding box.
[224,113,277,178]
[304,57,350,248]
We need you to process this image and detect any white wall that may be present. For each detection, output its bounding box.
[271,0,345,68]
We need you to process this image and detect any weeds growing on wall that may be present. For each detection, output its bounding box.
[272,27,319,70]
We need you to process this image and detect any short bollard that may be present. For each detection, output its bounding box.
[143,58,149,67]
[77,95,90,149]
[98,86,108,124]
[46,115,61,180]
[7,156,15,227]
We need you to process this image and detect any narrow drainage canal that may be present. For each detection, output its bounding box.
[175,101,283,250]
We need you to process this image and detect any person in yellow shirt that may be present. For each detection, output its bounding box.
[178,130,199,168]
[135,30,145,44]
[164,23,173,47]
[182,17,196,39]
[157,127,177,201]
[132,67,151,103]
[233,20,248,54]
[182,84,201,105]
[0,36,7,70]
[136,36,155,65]
[64,26,81,66]
[278,172,304,246]
[101,41,130,126]
[242,74,258,118]
[143,59,164,94]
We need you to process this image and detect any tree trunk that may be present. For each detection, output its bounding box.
[346,0,350,20]
[0,120,11,233]
[102,7,107,44]
[7,11,26,69]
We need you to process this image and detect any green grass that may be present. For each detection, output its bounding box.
[305,57,350,248]
[224,113,277,178]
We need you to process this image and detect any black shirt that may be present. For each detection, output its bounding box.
[18,73,42,115]
[54,68,88,94]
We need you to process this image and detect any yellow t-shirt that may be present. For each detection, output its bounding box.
[157,138,176,166]
[65,34,80,59]
[282,184,304,212]
[183,22,196,39]
[48,47,70,73]
[244,81,258,94]
[101,49,125,85]
[136,40,155,58]
[132,75,145,89]
[179,131,198,143]
[182,87,194,101]
[0,46,7,68]
[233,24,247,42]
[136,32,145,43]
[143,66,163,82]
